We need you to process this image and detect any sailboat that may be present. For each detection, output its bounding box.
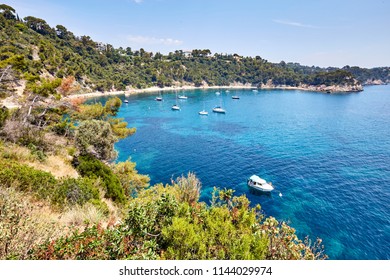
[155,92,163,101]
[199,102,208,115]
[212,106,226,113]
[172,93,181,110]
[172,104,180,110]
[213,96,226,113]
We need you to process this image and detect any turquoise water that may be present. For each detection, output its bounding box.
[97,85,390,259]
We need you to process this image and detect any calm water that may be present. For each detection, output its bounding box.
[96,85,390,259]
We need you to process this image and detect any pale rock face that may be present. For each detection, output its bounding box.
[363,79,387,86]
[259,79,363,93]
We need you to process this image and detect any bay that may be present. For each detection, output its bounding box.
[93,85,390,260]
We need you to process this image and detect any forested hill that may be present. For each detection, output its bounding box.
[0,4,388,97]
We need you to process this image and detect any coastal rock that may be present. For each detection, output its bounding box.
[363,79,387,86]
[260,80,363,93]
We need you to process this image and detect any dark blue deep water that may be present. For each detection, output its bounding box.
[96,85,390,260]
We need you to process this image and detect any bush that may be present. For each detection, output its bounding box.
[27,143,46,162]
[112,160,150,197]
[27,177,327,260]
[51,177,100,208]
[0,187,60,260]
[0,107,9,128]
[0,159,57,199]
[173,172,201,204]
[75,120,117,161]
[75,155,126,203]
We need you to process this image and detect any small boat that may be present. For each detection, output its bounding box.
[124,99,129,103]
[212,106,226,114]
[155,93,163,101]
[171,104,180,110]
[252,89,258,92]
[178,95,188,99]
[199,101,208,115]
[232,96,240,99]
[247,175,274,192]
[215,91,221,95]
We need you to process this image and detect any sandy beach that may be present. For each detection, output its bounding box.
[64,84,257,100]
[65,82,363,101]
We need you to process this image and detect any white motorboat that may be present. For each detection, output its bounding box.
[178,95,188,99]
[247,175,274,192]
[171,104,180,110]
[155,92,163,101]
[212,106,226,113]
[199,110,208,115]
[232,96,240,99]
[124,99,129,103]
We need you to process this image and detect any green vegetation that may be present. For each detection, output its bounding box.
[75,155,125,203]
[28,183,326,260]
[2,4,387,99]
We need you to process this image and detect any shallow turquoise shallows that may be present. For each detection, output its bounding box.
[93,85,390,260]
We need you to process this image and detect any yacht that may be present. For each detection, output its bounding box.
[199,110,208,115]
[155,92,163,101]
[232,96,240,99]
[124,99,129,103]
[212,106,226,113]
[247,175,274,192]
[171,104,180,110]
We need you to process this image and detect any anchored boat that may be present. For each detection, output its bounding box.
[247,175,274,192]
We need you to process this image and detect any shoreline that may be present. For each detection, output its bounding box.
[64,85,257,100]
[65,83,363,100]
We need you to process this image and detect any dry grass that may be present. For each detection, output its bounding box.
[27,154,79,178]
[0,185,123,259]
[0,187,67,259]
[59,203,107,227]
[1,142,78,179]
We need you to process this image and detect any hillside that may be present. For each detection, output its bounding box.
[4,4,390,105]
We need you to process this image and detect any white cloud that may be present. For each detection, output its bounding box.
[126,35,183,46]
[273,19,319,29]
[132,0,143,3]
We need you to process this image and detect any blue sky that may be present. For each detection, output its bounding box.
[4,0,390,68]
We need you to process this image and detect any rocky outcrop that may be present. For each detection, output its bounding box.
[259,79,363,93]
[363,79,388,86]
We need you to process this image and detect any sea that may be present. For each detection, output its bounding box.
[92,85,390,260]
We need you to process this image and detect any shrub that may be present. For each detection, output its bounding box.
[0,107,9,128]
[112,160,150,197]
[51,177,99,208]
[0,187,61,259]
[75,155,125,203]
[0,159,57,199]
[173,172,201,204]
[75,120,117,161]
[27,143,46,162]
[27,180,327,260]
